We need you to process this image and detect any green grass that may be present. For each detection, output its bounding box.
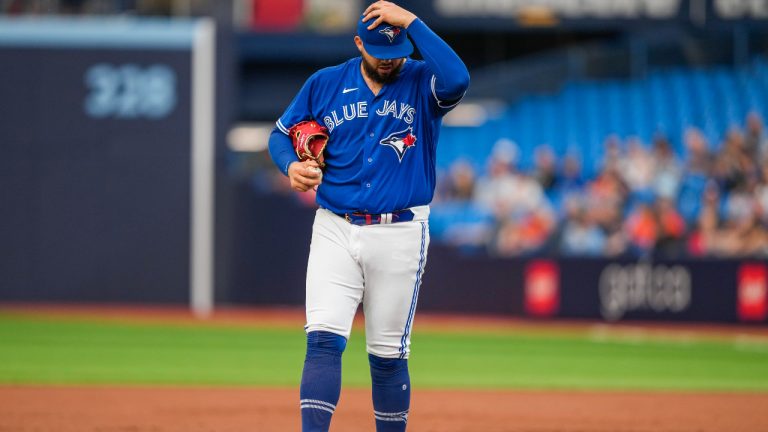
[1,313,767,391]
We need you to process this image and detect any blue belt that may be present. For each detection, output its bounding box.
[335,209,415,226]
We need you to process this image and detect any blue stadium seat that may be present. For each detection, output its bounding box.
[436,57,768,202]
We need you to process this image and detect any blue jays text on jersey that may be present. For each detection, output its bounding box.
[320,99,416,131]
[269,18,470,215]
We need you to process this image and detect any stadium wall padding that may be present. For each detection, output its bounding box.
[0,19,223,304]
[222,194,766,325]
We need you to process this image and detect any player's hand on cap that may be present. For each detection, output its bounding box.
[288,160,323,192]
[363,1,417,30]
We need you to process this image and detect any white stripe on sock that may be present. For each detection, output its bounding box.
[300,399,336,410]
[374,410,409,422]
[301,404,335,414]
[374,415,408,422]
[373,410,409,416]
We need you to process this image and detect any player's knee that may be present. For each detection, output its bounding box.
[306,330,347,356]
[368,354,408,377]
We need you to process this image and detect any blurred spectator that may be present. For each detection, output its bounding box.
[436,158,476,203]
[532,144,558,192]
[550,151,585,216]
[720,183,768,257]
[586,166,628,229]
[653,197,687,257]
[585,165,629,256]
[754,160,768,225]
[715,127,757,193]
[651,134,682,200]
[687,180,721,256]
[683,127,714,176]
[745,111,768,162]
[559,196,605,256]
[624,201,657,255]
[619,137,654,193]
[494,207,555,256]
[623,195,685,258]
[432,162,491,252]
[559,152,584,191]
[601,134,622,174]
[473,139,521,218]
[724,183,755,228]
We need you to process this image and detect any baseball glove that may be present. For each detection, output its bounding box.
[289,120,329,167]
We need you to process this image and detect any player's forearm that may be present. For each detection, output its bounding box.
[268,127,299,176]
[407,18,469,100]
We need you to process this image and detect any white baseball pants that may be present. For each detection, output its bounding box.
[304,207,430,359]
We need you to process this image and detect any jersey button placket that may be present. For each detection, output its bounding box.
[362,121,375,201]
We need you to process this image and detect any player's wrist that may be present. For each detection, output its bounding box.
[286,160,300,176]
[402,14,418,28]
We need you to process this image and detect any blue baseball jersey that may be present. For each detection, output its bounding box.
[272,19,469,215]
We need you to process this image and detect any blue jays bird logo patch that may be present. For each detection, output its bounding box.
[379,26,401,43]
[380,127,417,162]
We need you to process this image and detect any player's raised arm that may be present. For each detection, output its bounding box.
[407,19,469,103]
[363,1,470,105]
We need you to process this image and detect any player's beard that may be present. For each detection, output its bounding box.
[362,57,403,85]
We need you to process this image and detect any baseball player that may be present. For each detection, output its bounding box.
[268,2,469,431]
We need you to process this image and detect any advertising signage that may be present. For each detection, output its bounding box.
[401,0,765,30]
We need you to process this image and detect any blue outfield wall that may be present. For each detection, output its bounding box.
[0,19,206,303]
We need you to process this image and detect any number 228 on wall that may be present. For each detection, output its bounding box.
[84,63,177,119]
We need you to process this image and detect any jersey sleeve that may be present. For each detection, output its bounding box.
[269,74,318,175]
[407,19,470,113]
[268,127,298,176]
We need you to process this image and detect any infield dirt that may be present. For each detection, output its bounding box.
[1,386,767,431]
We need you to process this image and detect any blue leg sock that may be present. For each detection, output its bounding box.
[300,331,347,432]
[369,354,411,431]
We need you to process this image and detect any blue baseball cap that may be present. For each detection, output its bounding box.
[356,15,413,60]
